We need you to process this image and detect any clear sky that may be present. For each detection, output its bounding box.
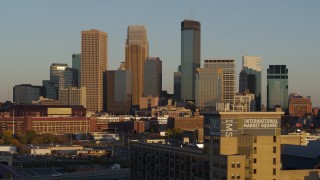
[0,1,319,106]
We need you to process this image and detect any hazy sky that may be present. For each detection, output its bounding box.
[0,1,319,106]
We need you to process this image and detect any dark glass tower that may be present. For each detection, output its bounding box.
[144,57,162,97]
[181,20,201,101]
[239,56,262,111]
[267,65,288,111]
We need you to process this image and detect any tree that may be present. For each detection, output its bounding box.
[26,130,37,144]
[1,130,13,144]
[16,132,27,144]
[166,128,183,139]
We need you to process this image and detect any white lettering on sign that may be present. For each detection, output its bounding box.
[243,118,279,128]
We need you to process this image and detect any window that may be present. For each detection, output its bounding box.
[254,158,257,163]
[231,173,235,179]
[273,158,276,165]
[232,162,235,168]
[237,174,240,179]
[273,147,276,153]
[253,147,257,154]
[253,169,257,174]
[273,168,276,175]
[273,136,277,142]
[253,136,257,143]
[237,162,240,168]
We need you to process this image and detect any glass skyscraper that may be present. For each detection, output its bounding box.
[181,20,201,101]
[239,56,262,111]
[144,57,162,97]
[267,65,288,111]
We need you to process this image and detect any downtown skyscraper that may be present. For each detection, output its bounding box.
[81,29,108,112]
[239,56,262,111]
[125,26,149,109]
[144,57,162,97]
[267,65,288,111]
[181,20,201,101]
[204,59,236,105]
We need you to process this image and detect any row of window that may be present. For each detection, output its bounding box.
[253,168,277,175]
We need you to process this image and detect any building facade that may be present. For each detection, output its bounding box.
[13,84,43,104]
[239,56,262,111]
[81,29,108,112]
[288,95,312,118]
[125,26,149,109]
[144,57,162,97]
[59,87,86,107]
[72,53,81,87]
[195,67,223,112]
[181,20,201,101]
[204,59,236,106]
[267,65,288,111]
[130,142,209,180]
[104,69,132,115]
[204,112,283,180]
[174,65,182,101]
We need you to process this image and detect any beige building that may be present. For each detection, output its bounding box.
[59,87,86,107]
[232,92,255,112]
[125,26,149,108]
[204,59,236,106]
[81,29,108,112]
[204,112,283,180]
[195,67,223,112]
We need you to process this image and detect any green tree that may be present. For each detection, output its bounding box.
[16,132,27,144]
[1,130,13,144]
[166,128,183,139]
[26,130,37,144]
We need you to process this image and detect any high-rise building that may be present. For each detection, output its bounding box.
[267,65,288,111]
[204,111,283,180]
[288,95,312,118]
[59,67,78,89]
[50,63,69,83]
[174,65,182,101]
[59,87,86,107]
[13,84,43,104]
[72,54,81,87]
[144,57,162,97]
[233,92,256,112]
[239,56,262,111]
[125,26,148,109]
[104,69,132,115]
[195,67,223,112]
[204,59,236,106]
[181,20,201,101]
[81,29,108,112]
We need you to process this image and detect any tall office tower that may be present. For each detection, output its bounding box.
[43,63,69,100]
[103,68,132,115]
[239,56,262,111]
[181,20,201,101]
[195,67,223,112]
[204,59,236,105]
[59,67,78,89]
[50,63,69,83]
[174,65,182,101]
[204,111,283,180]
[59,87,86,107]
[125,26,148,108]
[144,57,162,97]
[72,54,81,87]
[267,65,288,111]
[13,84,43,104]
[81,29,108,112]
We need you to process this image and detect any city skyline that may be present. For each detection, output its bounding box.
[0,1,320,106]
